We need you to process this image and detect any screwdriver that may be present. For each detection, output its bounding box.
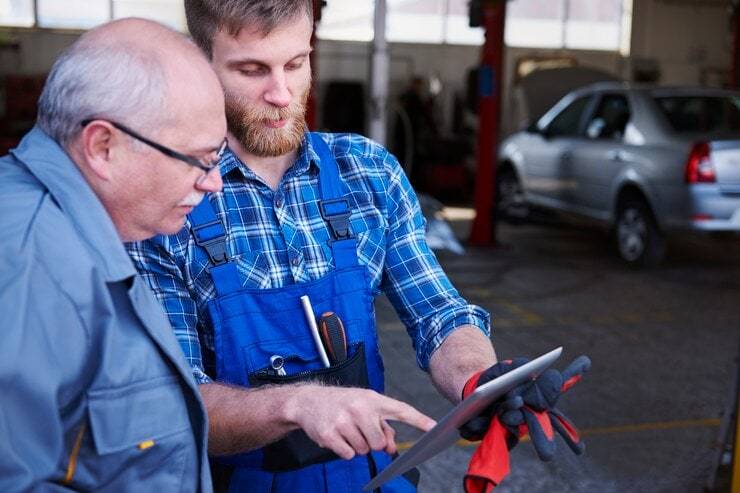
[318,311,348,365]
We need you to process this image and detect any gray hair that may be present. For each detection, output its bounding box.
[37,40,167,147]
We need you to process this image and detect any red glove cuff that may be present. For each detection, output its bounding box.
[463,370,484,400]
[464,418,511,493]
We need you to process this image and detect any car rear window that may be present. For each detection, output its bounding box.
[653,95,740,133]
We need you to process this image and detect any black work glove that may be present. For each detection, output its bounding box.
[459,358,530,443]
[460,359,531,493]
[499,355,591,460]
[459,356,591,493]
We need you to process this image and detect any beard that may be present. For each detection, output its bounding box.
[225,88,309,158]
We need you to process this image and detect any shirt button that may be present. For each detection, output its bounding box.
[275,196,283,208]
[291,256,300,266]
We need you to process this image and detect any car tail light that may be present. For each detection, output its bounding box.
[685,142,716,183]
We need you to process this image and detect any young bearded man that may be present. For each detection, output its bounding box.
[125,2,562,492]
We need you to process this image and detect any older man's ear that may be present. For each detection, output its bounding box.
[77,121,118,181]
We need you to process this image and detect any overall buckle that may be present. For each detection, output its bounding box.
[192,219,228,266]
[319,199,354,241]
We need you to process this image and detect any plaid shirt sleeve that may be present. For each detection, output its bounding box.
[378,148,491,370]
[126,233,213,384]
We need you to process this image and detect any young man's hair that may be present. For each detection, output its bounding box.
[184,0,313,57]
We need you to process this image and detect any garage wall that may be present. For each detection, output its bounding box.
[316,39,479,135]
[0,29,78,76]
[629,0,732,86]
[317,39,626,133]
[0,1,734,131]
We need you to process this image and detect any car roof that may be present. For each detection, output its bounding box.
[575,81,740,98]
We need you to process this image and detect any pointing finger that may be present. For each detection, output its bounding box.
[377,395,436,432]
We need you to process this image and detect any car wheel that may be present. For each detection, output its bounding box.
[614,198,666,266]
[496,168,528,224]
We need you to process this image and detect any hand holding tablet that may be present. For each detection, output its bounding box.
[364,347,567,491]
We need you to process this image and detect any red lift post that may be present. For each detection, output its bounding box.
[469,0,507,246]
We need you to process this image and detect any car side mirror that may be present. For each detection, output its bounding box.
[526,122,548,138]
[586,118,605,139]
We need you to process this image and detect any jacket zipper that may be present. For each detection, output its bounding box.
[62,421,87,485]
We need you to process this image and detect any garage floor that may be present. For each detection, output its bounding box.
[376,208,739,493]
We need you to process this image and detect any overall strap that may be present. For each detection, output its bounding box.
[310,133,358,269]
[188,198,241,295]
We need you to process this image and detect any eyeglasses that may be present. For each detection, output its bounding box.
[80,119,228,174]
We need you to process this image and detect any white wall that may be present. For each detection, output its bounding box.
[629,0,732,86]
[0,0,734,130]
[316,0,733,138]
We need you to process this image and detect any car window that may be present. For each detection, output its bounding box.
[585,94,631,141]
[546,95,591,138]
[653,95,740,133]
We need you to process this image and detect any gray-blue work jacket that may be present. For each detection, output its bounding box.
[0,127,212,492]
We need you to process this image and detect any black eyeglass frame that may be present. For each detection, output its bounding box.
[80,119,227,173]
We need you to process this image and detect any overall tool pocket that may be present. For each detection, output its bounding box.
[248,342,369,472]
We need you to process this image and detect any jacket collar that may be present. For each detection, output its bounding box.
[11,126,136,282]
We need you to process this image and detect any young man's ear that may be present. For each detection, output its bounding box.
[80,121,119,181]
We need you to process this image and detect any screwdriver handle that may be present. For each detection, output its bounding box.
[318,312,348,365]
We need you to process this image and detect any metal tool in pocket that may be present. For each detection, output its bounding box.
[269,355,287,376]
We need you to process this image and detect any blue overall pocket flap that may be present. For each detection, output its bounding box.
[243,334,324,376]
[87,375,191,455]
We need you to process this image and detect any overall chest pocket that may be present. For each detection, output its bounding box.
[349,193,388,273]
[85,376,192,486]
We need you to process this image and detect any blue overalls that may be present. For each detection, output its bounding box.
[188,133,417,493]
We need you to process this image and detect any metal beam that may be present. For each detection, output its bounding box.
[369,0,389,145]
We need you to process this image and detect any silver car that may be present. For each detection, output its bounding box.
[497,82,740,265]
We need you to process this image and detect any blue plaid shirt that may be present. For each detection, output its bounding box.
[127,132,489,384]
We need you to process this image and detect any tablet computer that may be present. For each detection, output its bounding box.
[363,347,563,491]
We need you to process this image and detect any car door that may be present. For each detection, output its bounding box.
[568,92,633,219]
[525,93,594,209]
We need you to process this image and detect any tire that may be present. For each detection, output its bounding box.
[614,197,666,266]
[496,167,528,224]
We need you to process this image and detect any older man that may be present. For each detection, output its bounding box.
[0,18,226,491]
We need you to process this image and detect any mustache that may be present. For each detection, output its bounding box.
[249,103,300,122]
[178,192,204,207]
[224,76,312,122]
[225,93,305,122]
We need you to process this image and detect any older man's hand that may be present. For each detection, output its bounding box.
[284,384,436,460]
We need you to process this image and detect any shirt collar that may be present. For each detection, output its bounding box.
[11,126,136,282]
[217,132,322,183]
